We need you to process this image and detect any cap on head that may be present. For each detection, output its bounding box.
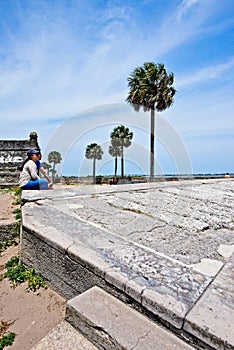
[27,149,40,157]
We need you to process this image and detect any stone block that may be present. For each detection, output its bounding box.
[66,286,196,350]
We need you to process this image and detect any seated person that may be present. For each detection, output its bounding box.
[18,149,51,190]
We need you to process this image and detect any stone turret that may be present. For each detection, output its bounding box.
[29,132,39,149]
[0,132,40,186]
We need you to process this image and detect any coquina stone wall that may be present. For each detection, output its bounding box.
[0,132,39,186]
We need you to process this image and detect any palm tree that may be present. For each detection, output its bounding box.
[110,125,133,179]
[48,151,62,181]
[41,162,52,175]
[109,138,121,181]
[85,143,103,184]
[126,62,176,181]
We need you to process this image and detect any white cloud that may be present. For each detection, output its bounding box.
[176,0,199,21]
[176,57,234,87]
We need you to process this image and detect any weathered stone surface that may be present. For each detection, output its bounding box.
[21,199,211,329]
[21,179,234,349]
[31,320,98,350]
[190,258,223,277]
[99,244,211,329]
[66,286,196,350]
[30,179,234,265]
[217,244,234,258]
[184,254,234,350]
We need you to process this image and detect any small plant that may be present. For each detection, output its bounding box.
[14,198,21,205]
[0,320,15,350]
[13,187,22,197]
[25,268,47,291]
[4,256,47,291]
[4,257,26,287]
[12,208,21,220]
[0,333,15,350]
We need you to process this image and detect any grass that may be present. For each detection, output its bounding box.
[0,188,13,194]
[3,256,47,292]
[13,187,22,197]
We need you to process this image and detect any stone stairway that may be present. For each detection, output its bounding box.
[32,286,197,350]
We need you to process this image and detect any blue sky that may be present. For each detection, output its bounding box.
[0,0,233,176]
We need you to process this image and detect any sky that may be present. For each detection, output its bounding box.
[0,0,233,176]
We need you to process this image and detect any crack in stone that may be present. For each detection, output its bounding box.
[131,328,154,349]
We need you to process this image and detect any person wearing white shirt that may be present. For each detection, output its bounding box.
[18,149,49,190]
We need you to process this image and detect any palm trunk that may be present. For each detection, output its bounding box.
[93,158,96,184]
[114,155,118,179]
[150,108,155,181]
[52,163,55,182]
[121,145,124,179]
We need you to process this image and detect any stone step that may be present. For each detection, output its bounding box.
[31,320,99,350]
[65,286,196,350]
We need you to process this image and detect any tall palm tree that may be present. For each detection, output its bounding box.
[126,62,176,181]
[110,125,133,179]
[85,143,103,184]
[48,151,62,181]
[109,138,121,181]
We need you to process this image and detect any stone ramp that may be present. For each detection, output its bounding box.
[66,286,196,350]
[21,179,234,350]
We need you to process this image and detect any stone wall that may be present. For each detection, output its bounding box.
[0,132,39,186]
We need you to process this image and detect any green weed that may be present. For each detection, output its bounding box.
[0,333,15,350]
[0,320,15,350]
[12,208,21,220]
[14,198,21,205]
[13,187,22,197]
[4,256,47,291]
[24,268,47,291]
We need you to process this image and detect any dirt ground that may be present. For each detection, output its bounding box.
[0,192,66,350]
[0,192,17,224]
